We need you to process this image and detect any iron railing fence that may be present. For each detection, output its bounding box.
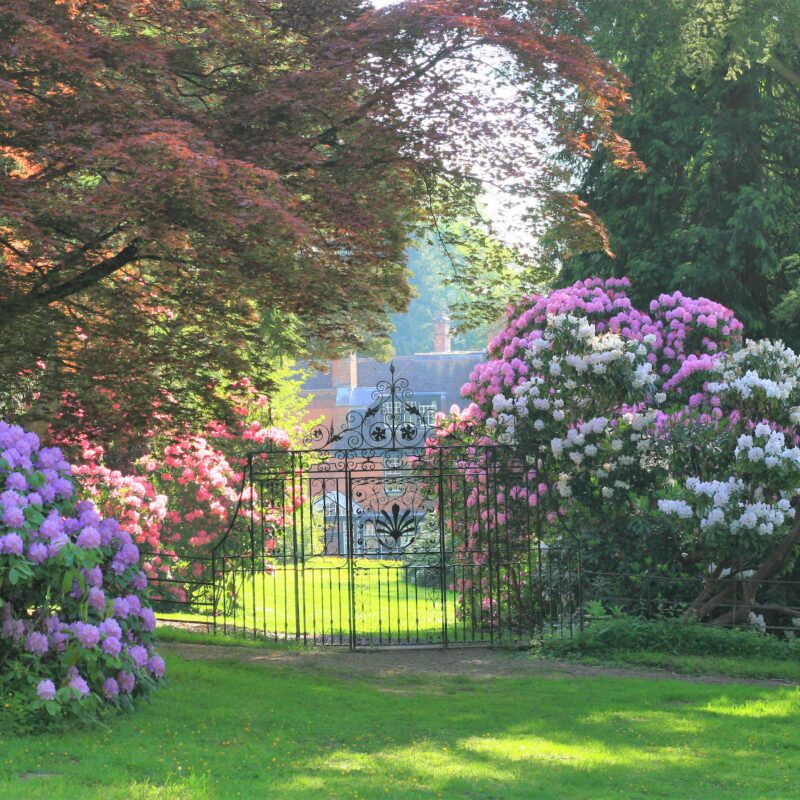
[142,545,800,645]
[579,569,800,636]
[140,549,216,629]
[137,365,800,648]
[142,546,582,646]
[207,546,582,647]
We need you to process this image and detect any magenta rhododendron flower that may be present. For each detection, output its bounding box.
[72,621,100,649]
[76,526,101,548]
[146,654,166,678]
[68,669,90,697]
[0,532,24,554]
[36,679,56,701]
[84,565,103,586]
[102,636,122,657]
[25,631,49,656]
[127,645,148,669]
[87,587,106,611]
[27,541,49,564]
[139,608,157,631]
[98,618,122,639]
[1,507,24,529]
[112,596,131,618]
[6,473,27,491]
[130,572,147,591]
[118,670,135,693]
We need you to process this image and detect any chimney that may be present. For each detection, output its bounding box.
[331,352,357,388]
[433,312,452,354]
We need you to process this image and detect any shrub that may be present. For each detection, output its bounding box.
[444,277,800,632]
[538,616,800,661]
[0,422,164,730]
[67,378,296,607]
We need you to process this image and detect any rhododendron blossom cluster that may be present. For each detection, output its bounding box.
[466,277,742,406]
[0,422,164,724]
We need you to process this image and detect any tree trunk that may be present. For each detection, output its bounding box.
[684,516,800,625]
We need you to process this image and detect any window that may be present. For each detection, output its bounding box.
[382,394,440,428]
[417,401,438,425]
[383,453,406,496]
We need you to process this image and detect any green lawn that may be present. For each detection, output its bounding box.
[570,650,800,682]
[166,557,473,645]
[2,643,799,799]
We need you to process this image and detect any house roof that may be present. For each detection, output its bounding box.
[301,352,485,412]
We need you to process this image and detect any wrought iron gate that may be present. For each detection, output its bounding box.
[210,366,578,648]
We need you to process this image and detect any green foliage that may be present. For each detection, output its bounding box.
[539,616,800,660]
[560,0,800,345]
[221,361,320,443]
[2,0,640,445]
[0,683,59,737]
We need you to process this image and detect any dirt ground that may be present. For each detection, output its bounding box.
[160,641,796,687]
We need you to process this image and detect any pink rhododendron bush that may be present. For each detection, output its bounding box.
[445,277,800,631]
[52,378,295,613]
[0,422,164,730]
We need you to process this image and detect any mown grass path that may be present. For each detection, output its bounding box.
[1,642,798,799]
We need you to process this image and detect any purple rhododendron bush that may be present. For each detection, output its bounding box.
[0,422,164,730]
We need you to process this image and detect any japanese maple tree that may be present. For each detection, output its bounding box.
[0,0,638,443]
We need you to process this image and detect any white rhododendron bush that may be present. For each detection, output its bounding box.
[444,278,800,629]
[0,423,164,729]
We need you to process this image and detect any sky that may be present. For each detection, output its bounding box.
[367,0,541,255]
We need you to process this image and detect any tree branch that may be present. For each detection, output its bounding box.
[770,56,800,89]
[0,242,141,325]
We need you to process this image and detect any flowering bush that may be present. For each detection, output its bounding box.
[652,340,800,623]
[448,278,800,631]
[67,379,295,611]
[0,422,164,730]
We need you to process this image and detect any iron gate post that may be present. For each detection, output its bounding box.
[290,451,302,642]
[211,550,217,636]
[577,541,584,633]
[249,455,257,640]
